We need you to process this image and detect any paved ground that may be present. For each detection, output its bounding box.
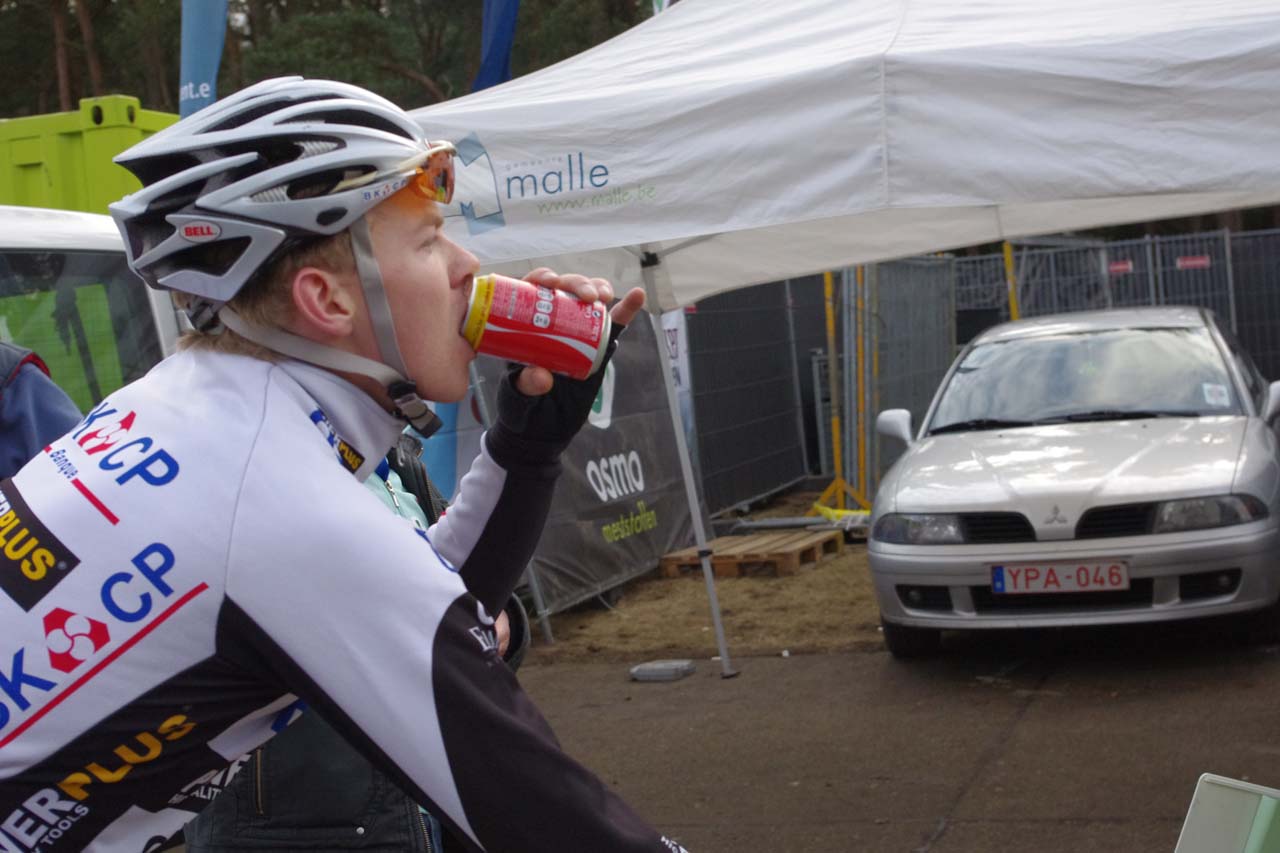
[522,620,1280,852]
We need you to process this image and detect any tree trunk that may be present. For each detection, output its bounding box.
[50,0,72,110]
[74,0,105,96]
[377,61,446,105]
[134,0,174,111]
[247,0,270,45]
[225,14,244,92]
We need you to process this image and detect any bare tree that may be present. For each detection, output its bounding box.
[73,0,105,96]
[50,0,72,110]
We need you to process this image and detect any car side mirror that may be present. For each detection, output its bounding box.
[1265,380,1280,423]
[876,409,914,445]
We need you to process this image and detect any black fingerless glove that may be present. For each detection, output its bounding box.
[484,321,626,472]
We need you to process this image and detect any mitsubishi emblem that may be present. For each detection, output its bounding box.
[1044,505,1068,525]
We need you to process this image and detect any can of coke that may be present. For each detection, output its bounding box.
[461,274,612,379]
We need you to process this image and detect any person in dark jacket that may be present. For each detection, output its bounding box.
[0,341,81,479]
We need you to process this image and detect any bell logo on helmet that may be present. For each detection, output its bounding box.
[180,221,222,243]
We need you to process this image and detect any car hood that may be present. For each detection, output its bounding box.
[884,418,1247,537]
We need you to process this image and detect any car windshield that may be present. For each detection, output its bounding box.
[928,326,1241,434]
[1,249,163,412]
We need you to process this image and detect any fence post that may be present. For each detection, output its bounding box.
[1145,235,1158,306]
[1151,234,1166,304]
[810,352,829,475]
[1099,245,1114,308]
[783,280,812,474]
[866,264,880,497]
[1224,228,1239,334]
[843,268,856,490]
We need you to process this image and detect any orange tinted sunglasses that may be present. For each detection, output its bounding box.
[408,141,456,204]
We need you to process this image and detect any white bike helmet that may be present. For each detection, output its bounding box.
[109,76,456,432]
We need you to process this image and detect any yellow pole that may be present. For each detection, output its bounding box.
[1002,241,1021,320]
[823,271,844,509]
[809,271,871,516]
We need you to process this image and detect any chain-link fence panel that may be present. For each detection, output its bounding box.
[685,280,808,513]
[869,258,956,487]
[1017,244,1108,316]
[1229,228,1280,380]
[1154,231,1236,329]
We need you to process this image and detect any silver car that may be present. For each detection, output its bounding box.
[869,307,1280,658]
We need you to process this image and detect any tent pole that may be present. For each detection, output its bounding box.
[639,252,738,678]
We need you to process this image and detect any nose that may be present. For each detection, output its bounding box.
[445,235,479,288]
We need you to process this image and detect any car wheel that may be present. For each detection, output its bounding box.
[881,619,942,659]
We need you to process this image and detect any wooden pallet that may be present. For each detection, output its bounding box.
[658,530,844,579]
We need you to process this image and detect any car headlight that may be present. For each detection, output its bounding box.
[1152,495,1269,533]
[872,513,965,545]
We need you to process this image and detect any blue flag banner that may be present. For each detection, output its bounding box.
[424,0,519,489]
[179,0,229,117]
[472,0,520,93]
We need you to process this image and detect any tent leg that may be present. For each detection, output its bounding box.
[639,254,738,678]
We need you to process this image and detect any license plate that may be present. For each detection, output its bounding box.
[991,561,1130,594]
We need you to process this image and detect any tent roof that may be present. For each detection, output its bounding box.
[414,0,1280,309]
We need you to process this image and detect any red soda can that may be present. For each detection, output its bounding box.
[461,274,612,379]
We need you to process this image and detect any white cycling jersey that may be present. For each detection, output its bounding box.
[0,347,685,853]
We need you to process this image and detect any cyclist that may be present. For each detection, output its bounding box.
[0,77,685,853]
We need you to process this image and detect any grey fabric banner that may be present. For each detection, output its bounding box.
[472,317,693,613]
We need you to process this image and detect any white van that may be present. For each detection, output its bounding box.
[0,204,180,412]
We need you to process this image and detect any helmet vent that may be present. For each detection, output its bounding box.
[207,95,329,132]
[285,108,414,140]
[316,208,347,227]
[158,237,251,279]
[251,186,290,204]
[298,140,339,158]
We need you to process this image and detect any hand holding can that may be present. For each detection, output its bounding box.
[462,274,612,379]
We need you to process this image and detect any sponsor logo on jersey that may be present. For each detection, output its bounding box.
[0,543,208,741]
[469,626,499,654]
[0,481,80,611]
[309,409,366,473]
[55,402,181,525]
[43,609,109,674]
[0,788,89,852]
[57,713,198,802]
[168,755,249,808]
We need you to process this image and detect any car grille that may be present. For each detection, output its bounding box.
[1075,503,1157,539]
[971,578,1154,612]
[960,513,1036,543]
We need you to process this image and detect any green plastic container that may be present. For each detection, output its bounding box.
[0,95,177,215]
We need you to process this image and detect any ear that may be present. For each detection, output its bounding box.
[289,266,359,340]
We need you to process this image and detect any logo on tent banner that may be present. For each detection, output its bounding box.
[443,133,657,235]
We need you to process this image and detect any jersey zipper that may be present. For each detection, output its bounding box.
[418,807,433,852]
[254,747,265,815]
[383,478,402,510]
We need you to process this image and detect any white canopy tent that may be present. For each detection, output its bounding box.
[415,0,1280,310]
[411,0,1280,672]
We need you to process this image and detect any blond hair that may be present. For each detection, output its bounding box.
[176,232,356,356]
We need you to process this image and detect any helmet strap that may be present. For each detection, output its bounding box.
[217,307,443,436]
[347,216,443,435]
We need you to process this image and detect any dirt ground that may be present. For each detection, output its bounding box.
[525,491,887,664]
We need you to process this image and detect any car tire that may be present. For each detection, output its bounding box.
[881,619,942,659]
